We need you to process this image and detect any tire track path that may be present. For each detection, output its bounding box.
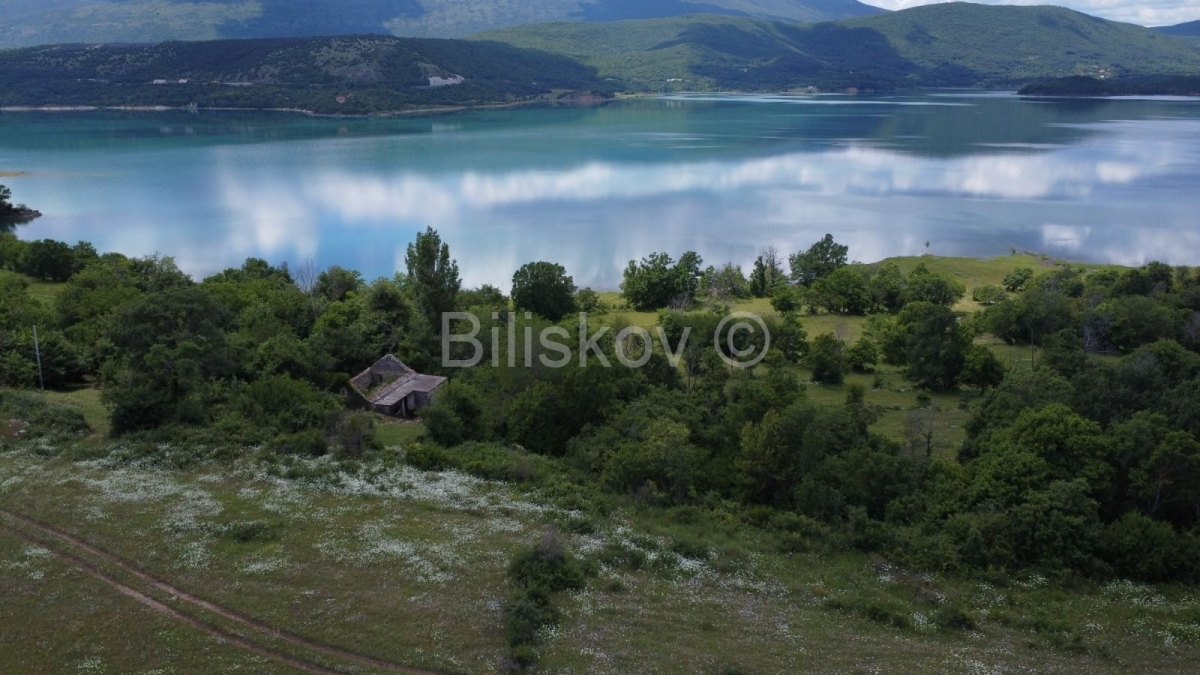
[0,509,445,675]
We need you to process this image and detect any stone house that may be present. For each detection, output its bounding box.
[348,355,446,418]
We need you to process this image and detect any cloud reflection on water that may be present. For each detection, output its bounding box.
[12,107,1200,289]
[210,117,1199,289]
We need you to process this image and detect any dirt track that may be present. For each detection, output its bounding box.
[0,509,446,675]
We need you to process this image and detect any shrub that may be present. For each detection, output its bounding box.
[512,261,576,321]
[18,239,75,282]
[268,430,329,457]
[905,265,965,307]
[332,412,378,457]
[932,606,977,631]
[961,344,1006,390]
[812,267,871,314]
[221,520,279,544]
[596,541,647,571]
[621,251,703,310]
[770,284,802,313]
[973,284,1008,305]
[504,530,587,672]
[456,442,554,483]
[0,390,91,441]
[600,418,707,502]
[573,287,607,315]
[808,334,846,385]
[846,338,879,373]
[505,584,556,648]
[422,405,465,447]
[1100,511,1191,582]
[823,596,911,630]
[234,375,340,436]
[404,442,451,470]
[1003,268,1034,293]
[509,529,585,593]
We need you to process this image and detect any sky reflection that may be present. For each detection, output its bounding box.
[4,95,1200,289]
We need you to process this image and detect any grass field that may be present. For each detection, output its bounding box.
[3,442,1200,674]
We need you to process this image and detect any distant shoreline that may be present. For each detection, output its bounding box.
[1019,75,1200,98]
[0,96,607,119]
[0,208,41,224]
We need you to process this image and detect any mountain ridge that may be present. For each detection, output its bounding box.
[2,4,1198,112]
[0,0,883,49]
[0,35,613,115]
[478,4,1200,91]
[1155,20,1200,37]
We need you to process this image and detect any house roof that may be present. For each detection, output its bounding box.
[372,373,447,407]
[350,355,446,407]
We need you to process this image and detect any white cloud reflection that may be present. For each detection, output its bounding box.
[13,111,1200,289]
[210,118,1193,289]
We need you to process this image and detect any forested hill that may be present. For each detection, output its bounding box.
[1156,20,1200,37]
[0,36,612,115]
[0,0,882,48]
[479,4,1200,91]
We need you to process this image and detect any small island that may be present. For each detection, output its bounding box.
[1020,75,1200,97]
[0,183,41,223]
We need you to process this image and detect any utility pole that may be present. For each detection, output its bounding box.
[33,325,44,392]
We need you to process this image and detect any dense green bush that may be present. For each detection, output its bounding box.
[1004,267,1034,292]
[423,381,488,446]
[267,430,330,457]
[812,267,871,314]
[512,261,576,321]
[808,334,847,384]
[621,251,703,310]
[600,418,707,501]
[882,302,972,390]
[846,338,879,373]
[789,234,848,287]
[1100,511,1197,582]
[503,530,586,672]
[509,530,586,593]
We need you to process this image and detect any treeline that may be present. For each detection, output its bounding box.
[4,228,1200,591]
[615,235,1001,389]
[0,37,613,115]
[0,227,483,453]
[1020,75,1200,97]
[422,237,1200,590]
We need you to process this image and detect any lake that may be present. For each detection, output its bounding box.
[2,92,1200,289]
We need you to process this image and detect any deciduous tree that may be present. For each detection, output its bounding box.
[789,234,848,286]
[405,227,461,333]
[512,261,576,321]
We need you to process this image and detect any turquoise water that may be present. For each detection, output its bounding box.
[2,92,1199,288]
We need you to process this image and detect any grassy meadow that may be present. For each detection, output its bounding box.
[5,428,1200,673]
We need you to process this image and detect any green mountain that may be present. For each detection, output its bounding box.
[479,3,1200,90]
[0,0,882,49]
[1156,20,1200,37]
[0,36,612,114]
[838,3,1200,84]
